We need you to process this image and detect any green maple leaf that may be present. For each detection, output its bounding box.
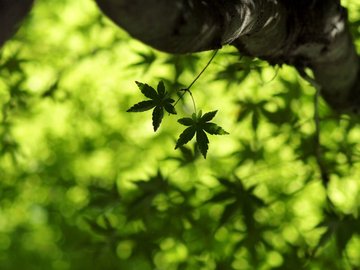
[127,81,176,131]
[175,110,229,158]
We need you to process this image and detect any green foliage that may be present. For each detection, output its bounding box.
[214,55,262,89]
[1,0,360,270]
[128,50,228,158]
[176,110,228,158]
[128,82,228,158]
[129,50,157,73]
[127,81,176,131]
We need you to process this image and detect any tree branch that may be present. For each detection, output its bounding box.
[0,0,34,47]
[95,0,360,113]
[95,0,223,53]
[95,0,286,54]
[0,0,358,113]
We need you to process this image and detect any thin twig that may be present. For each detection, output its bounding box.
[188,49,219,90]
[188,90,197,114]
[174,50,219,111]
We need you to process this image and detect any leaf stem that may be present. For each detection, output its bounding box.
[173,49,219,112]
[187,49,218,90]
[188,90,197,114]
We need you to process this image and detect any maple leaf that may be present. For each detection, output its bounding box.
[127,81,176,131]
[175,110,228,158]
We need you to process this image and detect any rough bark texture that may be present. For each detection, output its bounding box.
[0,0,358,112]
[94,0,224,53]
[0,0,34,47]
[95,0,360,113]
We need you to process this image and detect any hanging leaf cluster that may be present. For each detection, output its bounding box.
[128,81,228,158]
[175,110,228,158]
[127,81,176,131]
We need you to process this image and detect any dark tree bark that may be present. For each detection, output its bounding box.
[0,0,34,47]
[95,0,360,113]
[0,0,358,112]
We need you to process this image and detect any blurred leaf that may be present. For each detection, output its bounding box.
[85,217,115,237]
[214,56,262,89]
[314,211,360,256]
[165,143,200,166]
[231,140,265,166]
[209,176,265,230]
[218,201,238,228]
[87,183,121,209]
[129,50,157,73]
[0,50,29,74]
[251,109,259,131]
[164,54,200,79]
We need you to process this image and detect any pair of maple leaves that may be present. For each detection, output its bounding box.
[127,81,228,158]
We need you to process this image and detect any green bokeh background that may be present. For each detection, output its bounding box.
[1,0,360,269]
